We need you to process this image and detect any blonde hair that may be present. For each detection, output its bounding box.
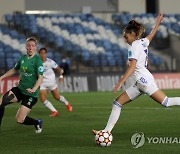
[124,20,145,38]
[26,36,38,45]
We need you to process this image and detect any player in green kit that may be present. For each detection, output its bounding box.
[0,37,44,133]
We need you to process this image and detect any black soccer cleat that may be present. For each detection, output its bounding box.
[34,119,42,134]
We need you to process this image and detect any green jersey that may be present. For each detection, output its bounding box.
[14,54,44,97]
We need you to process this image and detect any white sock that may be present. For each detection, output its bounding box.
[59,96,69,105]
[162,97,180,107]
[104,101,122,132]
[43,100,57,112]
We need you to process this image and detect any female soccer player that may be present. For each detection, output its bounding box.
[92,13,180,134]
[0,37,44,133]
[38,48,72,117]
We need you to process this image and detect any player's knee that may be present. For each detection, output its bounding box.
[161,96,169,107]
[15,114,25,124]
[54,96,60,100]
[15,116,24,124]
[1,91,14,107]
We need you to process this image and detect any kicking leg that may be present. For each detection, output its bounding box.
[93,85,141,134]
[103,91,132,133]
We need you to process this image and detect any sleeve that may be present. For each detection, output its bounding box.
[51,60,58,69]
[36,57,44,75]
[14,57,21,70]
[143,38,150,47]
[128,42,140,61]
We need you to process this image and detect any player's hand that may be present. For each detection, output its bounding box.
[58,78,63,84]
[113,83,122,93]
[157,13,164,24]
[26,88,35,93]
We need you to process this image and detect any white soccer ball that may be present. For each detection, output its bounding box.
[95,130,113,147]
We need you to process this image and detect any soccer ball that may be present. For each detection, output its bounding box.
[95,130,113,147]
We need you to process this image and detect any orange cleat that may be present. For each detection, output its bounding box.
[92,129,98,135]
[50,111,59,117]
[66,104,73,112]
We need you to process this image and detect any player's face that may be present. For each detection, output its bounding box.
[26,40,37,57]
[39,49,47,61]
[123,32,137,45]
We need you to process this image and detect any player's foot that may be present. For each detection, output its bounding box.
[50,111,59,117]
[34,119,42,134]
[66,104,73,112]
[92,129,98,135]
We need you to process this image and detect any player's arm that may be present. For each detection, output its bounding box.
[27,75,43,93]
[32,75,43,92]
[113,59,136,93]
[27,59,44,94]
[0,68,17,82]
[54,66,64,84]
[146,13,164,42]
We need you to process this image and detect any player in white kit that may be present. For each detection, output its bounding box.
[92,14,180,134]
[39,48,72,117]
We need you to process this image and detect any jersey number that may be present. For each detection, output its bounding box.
[22,66,28,72]
[144,49,148,67]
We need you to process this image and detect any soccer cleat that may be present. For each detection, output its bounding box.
[34,119,42,134]
[92,129,98,135]
[50,111,59,117]
[66,104,73,112]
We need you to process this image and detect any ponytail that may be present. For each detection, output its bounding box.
[124,20,145,38]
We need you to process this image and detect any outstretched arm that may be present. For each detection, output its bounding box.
[146,13,164,42]
[26,75,43,93]
[0,68,17,82]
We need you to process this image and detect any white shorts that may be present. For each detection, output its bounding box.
[126,78,159,100]
[122,75,136,91]
[40,80,57,91]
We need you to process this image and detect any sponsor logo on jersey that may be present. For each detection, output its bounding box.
[22,73,33,77]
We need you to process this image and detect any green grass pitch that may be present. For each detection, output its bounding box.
[0,90,180,154]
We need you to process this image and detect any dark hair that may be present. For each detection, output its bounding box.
[124,20,145,38]
[26,36,38,45]
[38,47,48,53]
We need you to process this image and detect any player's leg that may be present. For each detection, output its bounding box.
[51,88,72,112]
[93,85,141,134]
[0,88,18,126]
[150,89,180,107]
[39,89,58,116]
[16,96,42,133]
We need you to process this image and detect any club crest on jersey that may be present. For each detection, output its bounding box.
[21,60,24,64]
[38,66,44,73]
[29,97,33,102]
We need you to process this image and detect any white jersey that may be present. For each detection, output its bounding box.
[128,38,154,82]
[126,38,159,98]
[42,58,58,83]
